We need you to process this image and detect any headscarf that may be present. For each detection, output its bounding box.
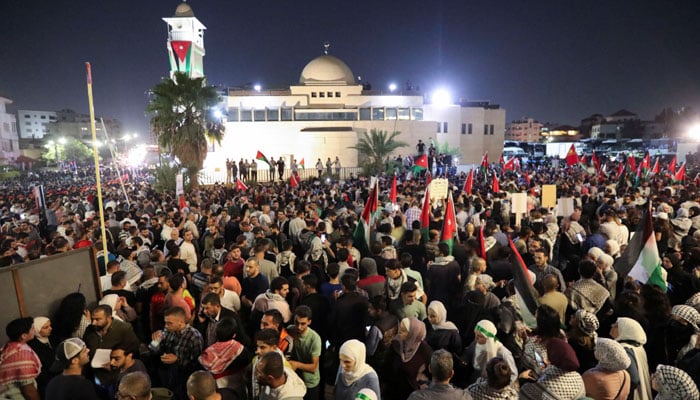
[594,338,630,371]
[597,253,614,270]
[576,309,599,339]
[614,317,646,344]
[397,317,426,362]
[672,305,700,332]
[588,247,604,261]
[653,364,700,400]
[605,240,621,258]
[98,294,124,321]
[546,338,580,372]
[428,301,458,331]
[339,339,376,386]
[33,317,50,345]
[474,320,500,370]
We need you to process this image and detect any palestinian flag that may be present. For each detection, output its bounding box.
[413,154,428,172]
[480,152,489,173]
[579,154,588,167]
[565,144,578,166]
[390,173,397,204]
[508,238,540,328]
[503,157,516,172]
[640,153,650,177]
[299,158,305,169]
[352,179,378,257]
[440,190,458,255]
[668,156,677,176]
[256,150,272,167]
[290,173,299,188]
[464,169,474,195]
[628,206,667,291]
[651,157,660,175]
[236,179,248,191]
[419,186,431,243]
[674,162,686,183]
[492,174,500,193]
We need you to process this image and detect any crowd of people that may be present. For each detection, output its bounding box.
[2,156,700,400]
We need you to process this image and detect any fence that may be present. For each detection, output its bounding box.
[199,167,364,185]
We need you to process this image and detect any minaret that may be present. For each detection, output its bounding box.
[163,2,206,79]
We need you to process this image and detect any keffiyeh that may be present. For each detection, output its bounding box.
[594,338,630,371]
[654,364,699,400]
[577,309,599,338]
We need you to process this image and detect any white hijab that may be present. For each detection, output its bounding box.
[615,317,652,400]
[339,339,376,386]
[428,301,458,331]
[33,317,50,344]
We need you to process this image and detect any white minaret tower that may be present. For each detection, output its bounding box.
[163,2,206,79]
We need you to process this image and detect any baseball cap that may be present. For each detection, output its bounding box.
[51,338,87,372]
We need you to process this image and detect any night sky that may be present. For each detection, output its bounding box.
[2,0,699,135]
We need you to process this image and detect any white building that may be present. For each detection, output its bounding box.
[163,3,206,79]
[0,97,19,163]
[16,110,57,139]
[205,54,505,172]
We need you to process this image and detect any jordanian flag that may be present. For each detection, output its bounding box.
[668,156,677,176]
[256,150,272,167]
[352,179,378,257]
[413,154,428,172]
[651,157,660,175]
[440,190,458,255]
[674,162,686,183]
[463,169,474,195]
[503,157,516,172]
[591,151,601,172]
[236,179,248,191]
[628,206,667,291]
[419,186,431,244]
[480,152,489,173]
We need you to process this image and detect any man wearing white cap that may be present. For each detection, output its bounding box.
[45,338,97,400]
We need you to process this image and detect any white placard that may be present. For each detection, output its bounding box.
[511,192,527,214]
[429,178,449,201]
[176,174,184,196]
[557,197,575,217]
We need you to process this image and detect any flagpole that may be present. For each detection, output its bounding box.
[86,62,108,268]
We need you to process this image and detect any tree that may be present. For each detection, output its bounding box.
[146,72,224,189]
[349,129,408,175]
[42,137,94,165]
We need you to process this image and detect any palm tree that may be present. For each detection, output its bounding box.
[147,72,224,189]
[350,129,408,175]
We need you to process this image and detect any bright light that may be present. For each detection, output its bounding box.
[213,109,223,119]
[93,140,102,147]
[254,84,261,92]
[389,83,397,92]
[58,137,67,145]
[123,135,131,142]
[126,145,147,167]
[689,124,700,140]
[431,88,452,106]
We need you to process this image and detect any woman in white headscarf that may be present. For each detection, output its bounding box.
[334,339,380,400]
[582,338,631,400]
[426,301,462,354]
[27,317,54,398]
[463,319,517,386]
[611,317,652,400]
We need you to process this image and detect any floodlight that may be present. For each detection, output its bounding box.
[431,89,452,106]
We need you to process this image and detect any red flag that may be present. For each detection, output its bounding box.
[290,173,298,188]
[179,194,186,210]
[171,41,192,63]
[668,156,677,176]
[236,179,248,191]
[565,144,578,166]
[390,174,397,204]
[592,151,601,171]
[480,152,489,173]
[492,174,500,193]
[503,157,515,172]
[256,150,271,167]
[579,154,587,166]
[524,172,531,186]
[627,155,636,173]
[464,169,474,195]
[299,158,305,169]
[440,191,458,255]
[651,157,660,175]
[674,162,686,183]
[425,171,432,186]
[498,153,504,165]
[414,154,428,170]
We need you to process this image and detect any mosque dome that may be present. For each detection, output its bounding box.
[174,3,195,17]
[299,55,355,85]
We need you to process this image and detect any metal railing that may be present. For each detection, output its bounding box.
[199,167,364,185]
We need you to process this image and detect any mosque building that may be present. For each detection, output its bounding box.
[164,3,506,175]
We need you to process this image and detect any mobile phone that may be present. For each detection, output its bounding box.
[576,233,584,242]
[534,351,545,369]
[321,234,326,243]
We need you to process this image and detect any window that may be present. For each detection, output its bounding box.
[240,109,252,121]
[294,111,358,121]
[372,108,384,120]
[281,108,293,121]
[437,123,441,133]
[266,108,279,121]
[443,122,448,133]
[386,108,397,120]
[412,108,423,120]
[254,109,266,121]
[40,115,46,119]
[327,92,333,98]
[484,124,488,135]
[461,123,466,134]
[335,92,341,98]
[490,124,494,135]
[360,108,371,121]
[311,92,317,98]
[319,92,325,98]
[25,121,31,126]
[398,108,410,120]
[24,115,30,118]
[228,107,239,121]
